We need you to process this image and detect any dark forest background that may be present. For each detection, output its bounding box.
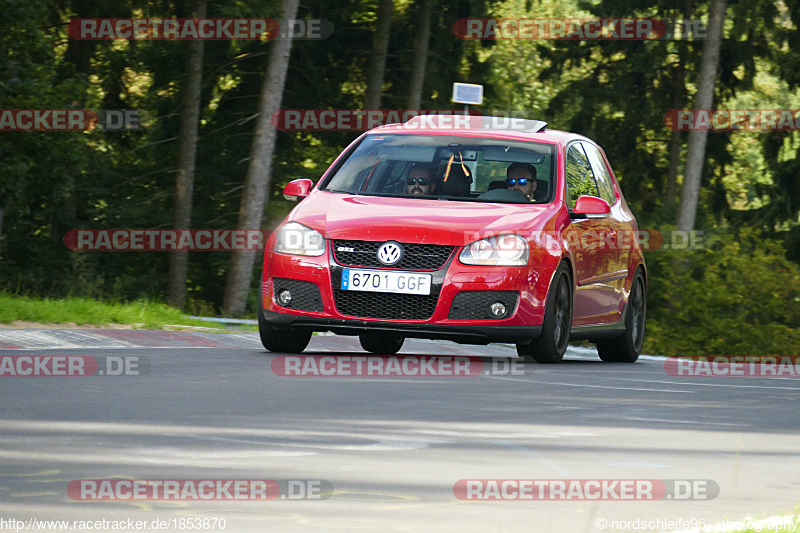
[1,0,799,354]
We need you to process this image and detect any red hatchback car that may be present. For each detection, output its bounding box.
[259,115,646,363]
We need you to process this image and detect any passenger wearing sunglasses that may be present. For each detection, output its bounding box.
[405,164,437,195]
[506,162,537,201]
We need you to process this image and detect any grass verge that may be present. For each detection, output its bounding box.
[0,293,236,330]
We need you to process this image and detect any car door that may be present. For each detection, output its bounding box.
[581,141,629,321]
[564,142,615,326]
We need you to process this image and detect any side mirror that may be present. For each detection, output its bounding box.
[283,179,313,202]
[569,195,611,219]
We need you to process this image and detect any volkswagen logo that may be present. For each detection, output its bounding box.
[377,241,404,266]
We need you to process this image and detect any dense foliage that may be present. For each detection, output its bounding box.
[1,0,798,354]
[644,230,800,355]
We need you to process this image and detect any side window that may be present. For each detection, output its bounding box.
[581,142,616,206]
[565,143,600,208]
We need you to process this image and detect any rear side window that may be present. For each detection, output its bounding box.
[565,143,600,208]
[581,142,616,206]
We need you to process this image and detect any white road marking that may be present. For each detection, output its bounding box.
[602,376,800,391]
[585,415,749,427]
[191,434,432,451]
[488,375,694,392]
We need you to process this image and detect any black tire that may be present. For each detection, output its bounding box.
[517,263,573,364]
[359,332,405,355]
[258,300,312,353]
[596,270,646,363]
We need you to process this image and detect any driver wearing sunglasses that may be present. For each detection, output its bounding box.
[405,163,437,196]
[506,162,537,201]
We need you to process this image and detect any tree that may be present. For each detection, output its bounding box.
[365,0,393,109]
[222,0,300,315]
[167,0,207,309]
[676,0,728,232]
[666,0,694,205]
[405,0,432,110]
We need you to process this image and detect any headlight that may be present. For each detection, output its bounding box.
[274,222,325,256]
[459,234,528,266]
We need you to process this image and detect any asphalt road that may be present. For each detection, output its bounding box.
[1,330,799,533]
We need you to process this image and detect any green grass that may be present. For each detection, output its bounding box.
[0,293,232,330]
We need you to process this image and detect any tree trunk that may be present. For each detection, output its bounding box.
[405,0,432,110]
[60,0,99,106]
[666,0,693,204]
[166,0,207,309]
[665,130,682,203]
[365,0,393,109]
[676,0,727,232]
[222,0,300,315]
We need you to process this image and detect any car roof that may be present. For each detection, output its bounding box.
[368,115,591,146]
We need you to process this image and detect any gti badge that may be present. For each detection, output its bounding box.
[377,241,403,266]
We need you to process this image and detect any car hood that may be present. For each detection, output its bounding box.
[287,190,555,246]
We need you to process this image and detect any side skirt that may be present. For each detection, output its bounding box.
[569,304,627,341]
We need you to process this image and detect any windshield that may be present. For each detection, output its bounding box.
[321,134,555,204]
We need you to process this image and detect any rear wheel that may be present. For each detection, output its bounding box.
[517,263,573,364]
[596,270,646,363]
[258,299,312,353]
[359,332,405,355]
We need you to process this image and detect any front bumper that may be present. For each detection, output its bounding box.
[261,245,555,345]
[262,308,542,344]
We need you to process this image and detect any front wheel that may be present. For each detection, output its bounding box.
[517,263,573,364]
[596,270,646,363]
[258,301,312,353]
[359,332,405,355]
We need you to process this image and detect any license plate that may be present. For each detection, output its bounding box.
[341,269,432,295]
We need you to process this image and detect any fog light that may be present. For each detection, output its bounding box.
[278,289,292,306]
[489,302,507,318]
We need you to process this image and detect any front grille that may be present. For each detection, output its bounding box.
[332,240,454,270]
[332,289,438,320]
[448,291,519,320]
[273,278,324,312]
